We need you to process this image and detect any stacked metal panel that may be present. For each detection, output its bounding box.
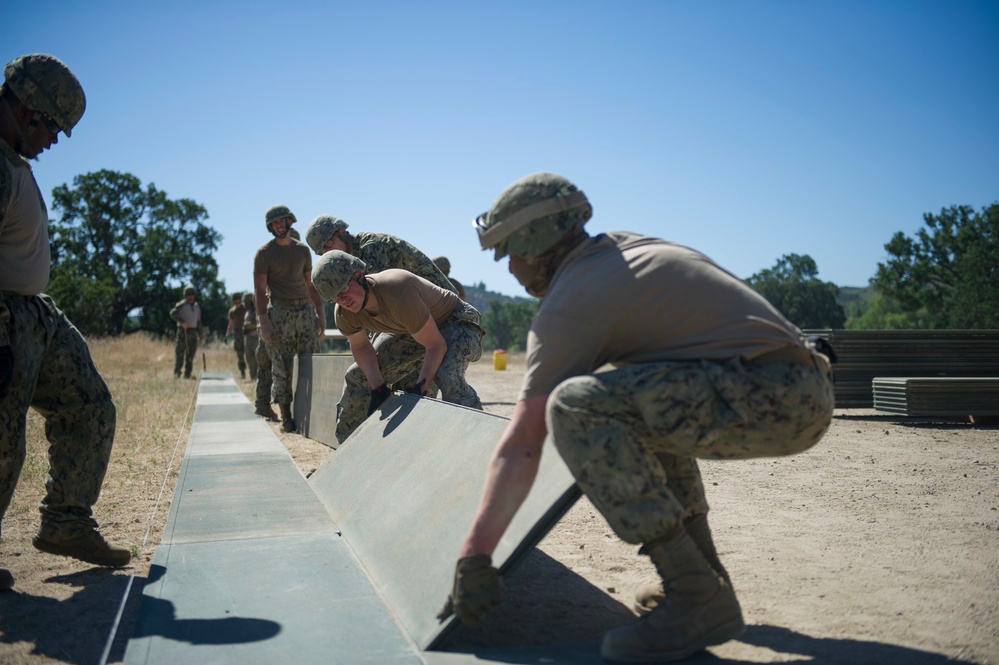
[804,330,999,408]
[872,377,999,417]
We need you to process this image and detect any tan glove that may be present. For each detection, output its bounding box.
[436,554,501,627]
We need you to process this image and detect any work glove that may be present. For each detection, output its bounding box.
[367,383,390,416]
[436,554,501,627]
[403,378,426,396]
[0,346,12,394]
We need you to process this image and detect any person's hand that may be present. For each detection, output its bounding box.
[224,334,231,345]
[403,378,426,396]
[367,383,390,416]
[0,346,12,394]
[436,555,501,627]
[259,319,275,346]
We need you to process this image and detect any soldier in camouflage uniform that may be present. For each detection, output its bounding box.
[306,214,457,396]
[312,251,484,445]
[242,292,260,382]
[441,172,835,663]
[0,53,131,591]
[432,256,466,301]
[254,205,325,431]
[225,291,247,379]
[169,285,202,379]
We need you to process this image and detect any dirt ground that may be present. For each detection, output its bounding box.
[1,352,997,664]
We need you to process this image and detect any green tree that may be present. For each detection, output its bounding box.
[872,203,999,328]
[746,254,846,329]
[481,298,539,352]
[48,170,226,336]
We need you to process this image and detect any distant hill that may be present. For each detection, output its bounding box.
[464,281,533,313]
[837,285,876,318]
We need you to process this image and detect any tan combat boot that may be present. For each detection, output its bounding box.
[33,528,132,568]
[279,402,296,433]
[633,513,731,615]
[601,528,744,663]
[255,403,278,421]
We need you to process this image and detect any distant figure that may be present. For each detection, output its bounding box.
[0,53,131,591]
[442,172,835,663]
[225,291,247,379]
[254,205,325,432]
[170,284,202,379]
[242,292,260,382]
[312,251,484,444]
[433,256,466,301]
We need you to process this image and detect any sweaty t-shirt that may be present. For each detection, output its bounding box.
[335,269,459,336]
[520,231,806,399]
[253,239,312,302]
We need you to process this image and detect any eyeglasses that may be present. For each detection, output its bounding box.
[41,114,60,135]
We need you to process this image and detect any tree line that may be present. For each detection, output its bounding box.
[44,169,996,342]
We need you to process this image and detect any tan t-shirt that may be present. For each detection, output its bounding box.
[0,140,50,295]
[335,269,459,336]
[253,239,312,302]
[520,231,805,399]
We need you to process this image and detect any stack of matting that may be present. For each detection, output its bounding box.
[804,329,999,407]
[872,376,999,418]
[123,373,582,664]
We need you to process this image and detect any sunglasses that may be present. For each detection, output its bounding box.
[41,114,60,135]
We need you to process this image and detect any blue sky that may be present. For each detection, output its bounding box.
[6,1,998,298]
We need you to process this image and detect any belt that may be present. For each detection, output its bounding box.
[270,298,310,308]
[750,345,831,377]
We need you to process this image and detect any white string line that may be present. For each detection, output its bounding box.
[98,377,201,665]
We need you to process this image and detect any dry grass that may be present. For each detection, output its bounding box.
[6,335,240,556]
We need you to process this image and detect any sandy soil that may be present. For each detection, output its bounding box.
[1,352,997,664]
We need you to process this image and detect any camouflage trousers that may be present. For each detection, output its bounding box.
[335,302,485,443]
[244,331,259,381]
[0,294,115,538]
[267,304,319,405]
[232,329,246,374]
[546,355,834,545]
[173,328,198,377]
[254,338,272,409]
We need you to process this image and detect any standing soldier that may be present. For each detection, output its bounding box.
[225,291,247,380]
[254,205,325,432]
[441,172,835,662]
[312,251,484,444]
[0,53,131,591]
[170,285,201,379]
[242,292,260,382]
[433,256,466,301]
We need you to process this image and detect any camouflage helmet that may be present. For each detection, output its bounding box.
[306,214,349,255]
[3,54,86,137]
[232,291,242,302]
[312,250,367,301]
[264,204,296,232]
[433,256,451,275]
[183,285,196,296]
[475,172,592,261]
[242,292,254,305]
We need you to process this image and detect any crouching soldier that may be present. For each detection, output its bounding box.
[312,250,484,445]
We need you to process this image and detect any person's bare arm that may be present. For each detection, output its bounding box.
[347,331,383,388]
[254,273,273,345]
[409,315,447,392]
[304,268,326,338]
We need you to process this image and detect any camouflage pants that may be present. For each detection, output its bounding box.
[232,329,246,374]
[267,304,319,405]
[244,331,259,380]
[0,294,116,538]
[546,356,834,545]
[173,328,198,377]
[255,338,271,409]
[335,302,484,443]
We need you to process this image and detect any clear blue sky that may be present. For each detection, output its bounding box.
[6,1,998,298]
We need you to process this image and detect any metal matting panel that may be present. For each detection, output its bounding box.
[308,394,580,651]
[124,535,426,665]
[293,353,355,449]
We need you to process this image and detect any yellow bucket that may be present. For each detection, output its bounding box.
[493,349,507,370]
